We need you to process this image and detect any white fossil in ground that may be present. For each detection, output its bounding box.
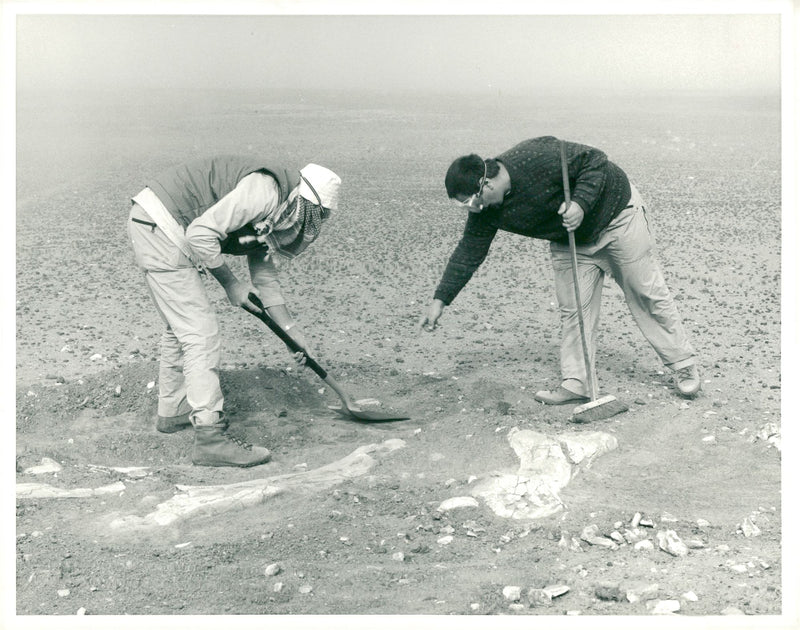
[467,428,618,520]
[108,438,406,530]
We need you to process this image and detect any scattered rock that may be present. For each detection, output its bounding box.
[392,552,405,562]
[272,582,284,593]
[657,530,689,556]
[625,582,659,603]
[437,496,479,512]
[721,606,745,615]
[502,585,522,601]
[740,516,761,537]
[543,584,570,599]
[630,512,642,527]
[634,540,654,552]
[648,599,680,614]
[57,589,70,597]
[682,591,698,602]
[437,536,453,545]
[298,585,313,594]
[264,563,281,577]
[580,524,618,549]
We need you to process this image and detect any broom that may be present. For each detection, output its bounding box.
[560,140,629,424]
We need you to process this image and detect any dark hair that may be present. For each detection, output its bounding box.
[445,154,499,198]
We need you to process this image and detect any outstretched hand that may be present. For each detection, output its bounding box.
[419,300,445,332]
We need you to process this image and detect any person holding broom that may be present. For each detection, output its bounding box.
[128,156,341,467]
[419,136,700,409]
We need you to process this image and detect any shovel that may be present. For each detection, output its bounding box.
[245,293,410,422]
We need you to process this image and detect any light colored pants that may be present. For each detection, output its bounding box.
[549,184,696,397]
[128,203,223,426]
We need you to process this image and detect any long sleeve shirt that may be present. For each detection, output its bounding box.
[433,137,631,305]
[185,172,286,307]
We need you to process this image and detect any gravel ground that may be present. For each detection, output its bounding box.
[14,88,786,623]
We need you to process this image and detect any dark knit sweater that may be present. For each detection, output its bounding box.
[434,137,631,305]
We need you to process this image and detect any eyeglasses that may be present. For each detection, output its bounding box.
[452,160,487,209]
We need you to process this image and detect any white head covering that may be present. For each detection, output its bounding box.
[299,164,341,211]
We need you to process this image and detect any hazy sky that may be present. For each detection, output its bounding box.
[11,9,783,95]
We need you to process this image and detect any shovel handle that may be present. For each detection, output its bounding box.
[246,293,328,380]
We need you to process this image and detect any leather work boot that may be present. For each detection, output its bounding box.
[191,423,271,468]
[675,364,701,398]
[156,412,192,433]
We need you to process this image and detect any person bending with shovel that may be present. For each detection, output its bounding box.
[420,137,701,420]
[128,156,340,467]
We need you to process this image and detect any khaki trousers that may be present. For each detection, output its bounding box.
[127,203,223,426]
[549,184,696,397]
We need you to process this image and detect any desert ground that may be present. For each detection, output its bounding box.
[14,88,784,621]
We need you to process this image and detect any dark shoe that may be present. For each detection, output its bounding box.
[192,423,271,468]
[534,386,590,406]
[675,364,701,398]
[156,412,192,433]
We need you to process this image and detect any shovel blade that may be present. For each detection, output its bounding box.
[329,406,410,422]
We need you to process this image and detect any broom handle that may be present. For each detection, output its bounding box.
[560,141,598,401]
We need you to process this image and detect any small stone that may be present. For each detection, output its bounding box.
[90,353,102,361]
[634,540,655,552]
[437,496,479,511]
[657,530,689,557]
[625,582,659,603]
[113,385,121,397]
[57,589,70,597]
[298,585,313,594]
[76,607,86,615]
[721,606,745,615]
[440,525,455,535]
[595,581,623,601]
[272,582,284,593]
[543,584,570,599]
[146,381,155,389]
[682,591,699,602]
[470,603,480,611]
[648,599,680,614]
[264,563,281,577]
[685,539,706,549]
[740,517,761,537]
[696,518,710,527]
[660,512,678,522]
[623,528,648,544]
[392,552,405,562]
[508,603,525,612]
[437,535,453,545]
[609,531,626,544]
[502,585,522,601]
[631,512,642,528]
[639,518,655,527]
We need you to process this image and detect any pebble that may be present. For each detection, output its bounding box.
[682,591,699,602]
[298,585,313,594]
[634,540,655,552]
[631,512,642,527]
[437,496,479,511]
[76,607,86,615]
[625,582,659,603]
[648,599,680,614]
[696,518,711,527]
[272,582,284,593]
[580,524,618,549]
[740,516,761,537]
[57,589,70,597]
[508,603,526,612]
[657,530,688,556]
[392,552,405,562]
[721,606,745,615]
[437,535,453,545]
[470,603,480,611]
[264,563,281,577]
[502,586,522,601]
[543,584,570,599]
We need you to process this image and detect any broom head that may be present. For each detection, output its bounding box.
[570,394,629,424]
